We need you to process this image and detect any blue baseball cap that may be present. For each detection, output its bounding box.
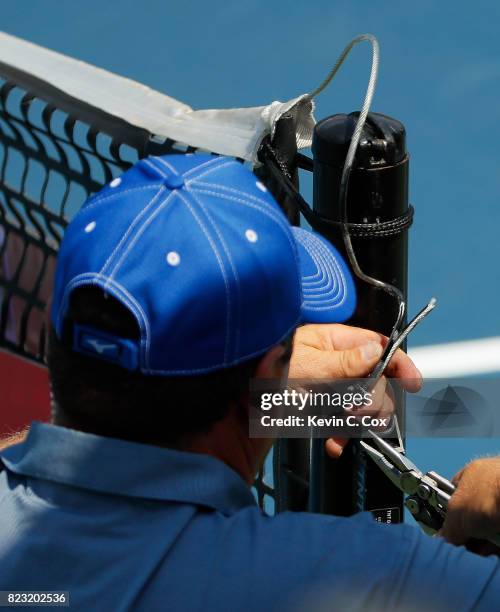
[51,154,356,374]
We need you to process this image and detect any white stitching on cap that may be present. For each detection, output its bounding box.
[189,186,292,246]
[142,157,168,178]
[58,273,148,337]
[141,311,302,376]
[185,160,239,184]
[189,179,294,237]
[299,232,339,294]
[301,239,338,299]
[190,185,303,321]
[106,190,176,287]
[182,156,226,179]
[187,187,241,360]
[57,272,150,365]
[189,186,301,277]
[190,180,276,211]
[292,227,348,308]
[299,233,348,309]
[294,230,323,283]
[82,185,162,214]
[100,186,165,275]
[300,236,339,290]
[294,229,327,286]
[176,190,232,364]
[153,156,180,176]
[57,272,302,376]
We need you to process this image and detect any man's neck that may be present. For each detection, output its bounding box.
[185,419,257,485]
[52,402,269,486]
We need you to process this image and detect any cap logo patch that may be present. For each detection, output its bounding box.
[72,324,139,371]
[83,337,119,356]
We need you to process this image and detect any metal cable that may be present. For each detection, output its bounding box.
[370,298,437,382]
[308,34,405,349]
[309,35,403,514]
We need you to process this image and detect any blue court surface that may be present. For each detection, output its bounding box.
[2,1,499,504]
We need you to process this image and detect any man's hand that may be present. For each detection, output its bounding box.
[289,324,422,458]
[441,457,500,552]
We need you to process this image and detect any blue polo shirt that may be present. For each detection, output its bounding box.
[0,423,498,611]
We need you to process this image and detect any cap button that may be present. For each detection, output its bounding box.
[163,174,184,190]
[138,158,185,189]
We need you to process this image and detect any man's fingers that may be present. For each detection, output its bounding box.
[308,324,384,351]
[328,325,422,389]
[325,438,348,459]
[350,377,389,416]
[440,499,469,546]
[384,348,422,391]
[325,378,393,460]
[291,323,422,391]
[320,325,422,390]
[336,342,383,378]
[440,458,500,547]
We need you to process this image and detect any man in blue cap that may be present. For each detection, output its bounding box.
[0,154,498,610]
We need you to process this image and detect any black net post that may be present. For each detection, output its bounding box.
[308,112,410,521]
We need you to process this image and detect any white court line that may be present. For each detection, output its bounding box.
[409,337,500,378]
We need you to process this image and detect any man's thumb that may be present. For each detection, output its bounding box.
[337,341,383,377]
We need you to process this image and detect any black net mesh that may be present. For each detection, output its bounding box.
[0,66,280,511]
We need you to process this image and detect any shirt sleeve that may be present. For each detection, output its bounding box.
[389,523,500,612]
[281,513,500,612]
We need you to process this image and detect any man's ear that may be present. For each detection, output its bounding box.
[254,345,288,379]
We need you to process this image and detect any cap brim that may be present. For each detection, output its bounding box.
[292,226,356,323]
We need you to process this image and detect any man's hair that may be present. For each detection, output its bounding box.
[48,287,292,448]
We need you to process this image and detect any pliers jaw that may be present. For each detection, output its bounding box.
[359,440,408,492]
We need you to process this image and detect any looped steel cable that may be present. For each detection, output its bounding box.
[307,34,405,350]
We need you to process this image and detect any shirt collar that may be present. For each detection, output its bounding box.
[0,422,256,515]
